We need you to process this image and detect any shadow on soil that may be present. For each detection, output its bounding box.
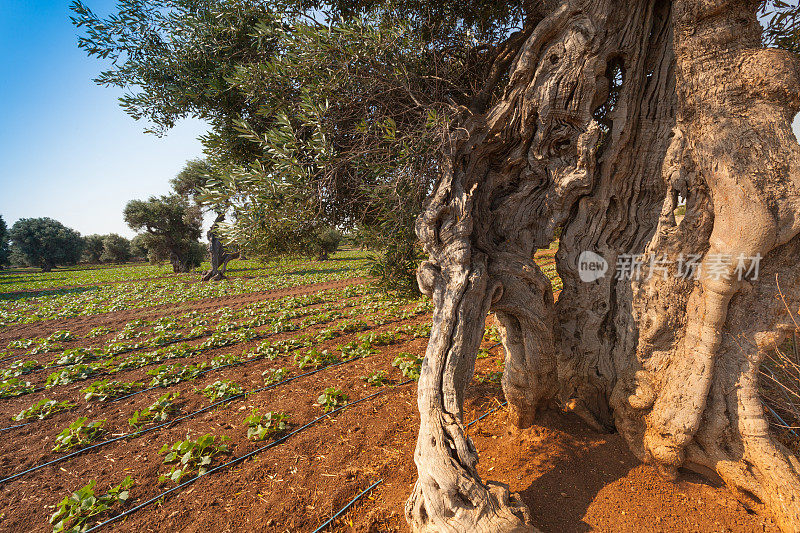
[515,412,635,532]
[0,286,97,301]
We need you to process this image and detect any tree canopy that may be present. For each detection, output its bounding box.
[9,218,84,272]
[123,194,203,272]
[0,215,10,269]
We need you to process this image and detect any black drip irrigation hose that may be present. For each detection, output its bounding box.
[466,401,508,428]
[82,380,414,533]
[0,348,410,484]
[312,479,384,533]
[311,398,509,532]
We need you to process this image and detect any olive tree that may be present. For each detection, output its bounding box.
[9,218,83,272]
[0,215,10,269]
[100,234,132,263]
[123,195,203,273]
[81,234,105,263]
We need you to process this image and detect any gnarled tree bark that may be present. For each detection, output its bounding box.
[202,214,239,281]
[408,0,800,531]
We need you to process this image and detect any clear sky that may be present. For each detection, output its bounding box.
[0,2,799,240]
[0,0,207,238]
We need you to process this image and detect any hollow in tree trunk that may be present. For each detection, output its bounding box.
[407,1,800,531]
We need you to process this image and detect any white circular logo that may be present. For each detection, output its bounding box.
[578,251,608,282]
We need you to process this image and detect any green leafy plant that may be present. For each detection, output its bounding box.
[1,359,40,379]
[159,433,230,483]
[14,398,76,421]
[362,370,388,386]
[243,409,289,440]
[13,398,76,420]
[128,392,180,428]
[476,371,503,384]
[85,326,111,338]
[358,331,398,346]
[317,387,348,412]
[337,340,376,360]
[147,362,206,387]
[49,476,133,533]
[81,379,143,401]
[45,364,98,388]
[53,418,106,452]
[0,378,34,398]
[48,330,74,342]
[195,380,243,403]
[262,367,288,385]
[295,348,338,370]
[392,353,423,380]
[209,353,242,368]
[53,348,97,365]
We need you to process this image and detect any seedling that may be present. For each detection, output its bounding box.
[476,371,503,384]
[49,476,133,533]
[128,392,180,427]
[82,379,143,401]
[262,367,289,385]
[1,359,39,379]
[14,398,76,421]
[337,340,376,360]
[53,417,106,452]
[148,363,206,387]
[195,380,244,403]
[392,353,423,380]
[159,433,230,483]
[209,353,242,368]
[362,370,388,387]
[0,378,34,398]
[85,326,111,338]
[295,348,338,370]
[358,331,398,346]
[317,387,348,412]
[243,409,290,440]
[45,364,98,388]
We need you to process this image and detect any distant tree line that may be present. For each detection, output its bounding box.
[0,213,207,273]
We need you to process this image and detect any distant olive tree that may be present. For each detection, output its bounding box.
[82,234,105,263]
[9,218,83,272]
[123,195,203,273]
[0,215,10,270]
[100,234,132,263]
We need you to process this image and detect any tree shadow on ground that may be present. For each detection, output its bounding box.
[0,286,96,301]
[515,413,636,532]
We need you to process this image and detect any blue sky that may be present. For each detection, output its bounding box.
[0,2,799,240]
[0,0,207,238]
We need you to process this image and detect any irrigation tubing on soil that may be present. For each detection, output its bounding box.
[82,381,414,533]
[0,353,408,484]
[466,401,508,428]
[312,479,384,533]
[310,398,509,532]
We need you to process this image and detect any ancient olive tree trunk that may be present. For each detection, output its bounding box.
[202,214,239,281]
[408,0,800,531]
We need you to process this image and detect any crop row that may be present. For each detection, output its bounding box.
[0,251,370,326]
[1,282,376,366]
[1,289,430,402]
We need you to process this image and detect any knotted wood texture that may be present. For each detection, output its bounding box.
[407,0,800,531]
